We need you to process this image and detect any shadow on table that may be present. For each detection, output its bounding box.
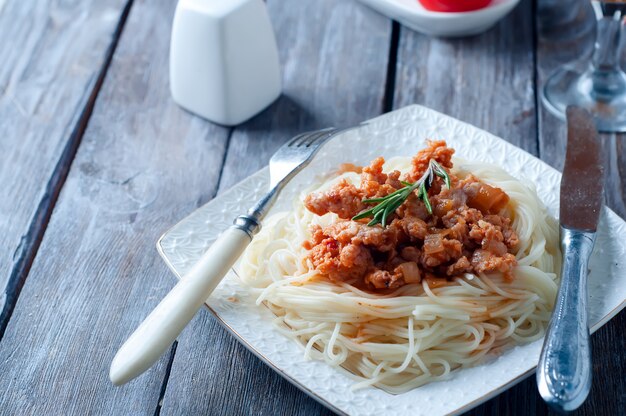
[234,94,328,141]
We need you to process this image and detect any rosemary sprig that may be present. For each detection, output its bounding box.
[352,159,451,227]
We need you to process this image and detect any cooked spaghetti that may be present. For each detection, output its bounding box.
[239,141,560,393]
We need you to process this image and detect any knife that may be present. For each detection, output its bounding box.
[537,106,604,411]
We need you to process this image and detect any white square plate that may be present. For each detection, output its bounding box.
[157,105,626,416]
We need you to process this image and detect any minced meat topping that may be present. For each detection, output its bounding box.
[302,141,519,291]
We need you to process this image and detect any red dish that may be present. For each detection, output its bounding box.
[418,0,492,12]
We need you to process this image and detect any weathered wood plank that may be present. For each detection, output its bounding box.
[529,2,626,415]
[217,1,394,190]
[0,0,132,336]
[469,17,626,416]
[0,0,230,414]
[159,0,393,414]
[393,0,537,155]
[390,2,552,415]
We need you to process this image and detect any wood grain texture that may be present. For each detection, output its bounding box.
[442,2,625,415]
[390,2,552,414]
[0,0,131,335]
[529,2,626,415]
[159,0,393,414]
[0,0,623,414]
[0,0,230,414]
[393,0,537,154]
[218,0,393,190]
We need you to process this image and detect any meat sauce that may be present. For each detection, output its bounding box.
[302,141,519,291]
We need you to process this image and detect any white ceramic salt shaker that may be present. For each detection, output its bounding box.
[170,0,281,126]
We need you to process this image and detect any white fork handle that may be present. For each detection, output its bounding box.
[109,226,251,386]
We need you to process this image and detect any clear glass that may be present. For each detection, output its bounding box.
[542,1,626,132]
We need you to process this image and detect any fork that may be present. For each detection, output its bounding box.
[109,127,343,386]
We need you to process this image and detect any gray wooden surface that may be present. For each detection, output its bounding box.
[532,3,626,415]
[0,0,623,415]
[0,0,131,336]
[161,1,391,414]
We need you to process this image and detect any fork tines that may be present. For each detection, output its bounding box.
[287,128,337,148]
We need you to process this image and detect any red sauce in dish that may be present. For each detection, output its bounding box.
[418,0,492,13]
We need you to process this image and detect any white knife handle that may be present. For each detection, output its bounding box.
[109,223,254,386]
[537,226,595,412]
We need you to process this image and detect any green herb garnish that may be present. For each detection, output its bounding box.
[352,159,451,227]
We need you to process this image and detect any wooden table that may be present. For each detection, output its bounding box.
[0,0,623,414]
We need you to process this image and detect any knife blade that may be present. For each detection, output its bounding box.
[560,106,604,232]
[537,106,604,412]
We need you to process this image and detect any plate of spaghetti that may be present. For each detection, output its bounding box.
[158,105,626,416]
